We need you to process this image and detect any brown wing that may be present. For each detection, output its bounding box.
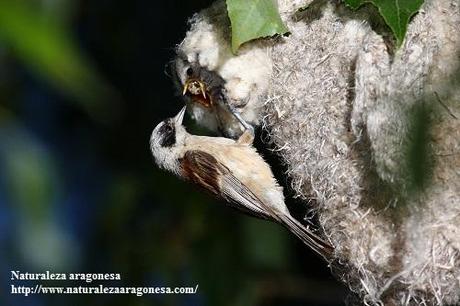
[180,150,271,220]
[180,150,332,260]
[180,150,221,196]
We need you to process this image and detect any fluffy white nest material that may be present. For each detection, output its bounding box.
[266,0,460,305]
[182,0,460,304]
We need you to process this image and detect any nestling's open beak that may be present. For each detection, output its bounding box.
[182,79,207,99]
[174,106,187,125]
[182,79,213,108]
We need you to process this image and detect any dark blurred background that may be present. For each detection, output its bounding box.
[0,0,346,305]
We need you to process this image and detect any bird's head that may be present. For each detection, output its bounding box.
[173,1,273,136]
[176,60,226,110]
[150,106,187,175]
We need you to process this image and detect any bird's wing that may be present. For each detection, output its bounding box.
[275,213,333,261]
[181,150,333,260]
[180,150,271,220]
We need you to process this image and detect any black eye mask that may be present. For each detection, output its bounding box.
[158,121,176,147]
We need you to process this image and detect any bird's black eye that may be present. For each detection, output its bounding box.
[186,67,193,76]
[158,121,176,147]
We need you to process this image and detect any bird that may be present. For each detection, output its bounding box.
[173,0,273,139]
[150,106,333,260]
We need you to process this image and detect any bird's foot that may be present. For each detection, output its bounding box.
[237,125,254,145]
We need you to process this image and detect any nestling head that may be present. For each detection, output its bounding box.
[150,106,187,175]
[173,1,273,137]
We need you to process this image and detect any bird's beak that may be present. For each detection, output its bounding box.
[182,81,189,95]
[174,106,186,125]
[182,79,207,99]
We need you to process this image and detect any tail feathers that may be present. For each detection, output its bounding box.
[278,213,333,261]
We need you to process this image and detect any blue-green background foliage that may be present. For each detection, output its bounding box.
[0,1,344,305]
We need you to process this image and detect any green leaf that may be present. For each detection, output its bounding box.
[226,0,289,53]
[344,0,424,46]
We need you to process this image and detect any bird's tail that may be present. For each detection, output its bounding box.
[277,213,333,262]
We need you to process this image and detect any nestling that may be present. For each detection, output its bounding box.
[150,107,333,260]
[174,1,272,138]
